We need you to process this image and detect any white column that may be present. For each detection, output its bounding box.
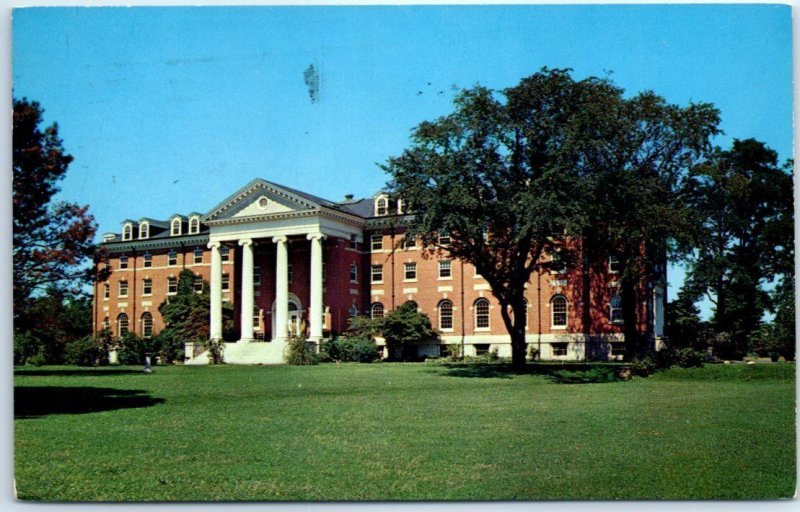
[307,233,325,340]
[208,241,223,341]
[273,236,289,340]
[239,238,254,342]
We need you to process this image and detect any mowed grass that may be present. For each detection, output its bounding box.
[14,362,796,501]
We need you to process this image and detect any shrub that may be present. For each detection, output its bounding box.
[550,367,618,384]
[441,344,462,361]
[630,357,658,377]
[152,330,185,364]
[320,337,380,363]
[117,333,157,365]
[14,331,43,365]
[670,347,706,368]
[286,328,318,365]
[203,338,225,364]
[64,336,104,366]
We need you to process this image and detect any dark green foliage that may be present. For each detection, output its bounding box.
[151,330,185,364]
[687,139,794,354]
[385,69,721,365]
[321,337,380,363]
[665,285,705,349]
[116,333,158,366]
[286,328,318,366]
[549,367,618,384]
[629,357,658,377]
[381,302,438,361]
[13,98,98,316]
[64,336,104,366]
[158,269,235,351]
[667,348,707,368]
[13,289,94,365]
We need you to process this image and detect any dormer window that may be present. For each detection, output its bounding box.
[122,223,133,241]
[138,221,149,240]
[375,196,388,216]
[171,218,182,236]
[189,217,200,235]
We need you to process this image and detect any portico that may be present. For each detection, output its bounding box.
[193,178,364,364]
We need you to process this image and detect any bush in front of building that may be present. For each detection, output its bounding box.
[320,337,380,363]
[286,324,318,365]
[117,332,159,366]
[381,302,439,361]
[64,336,106,366]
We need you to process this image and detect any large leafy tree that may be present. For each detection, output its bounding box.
[575,91,720,359]
[158,269,235,345]
[13,98,98,316]
[687,139,793,356]
[385,69,719,367]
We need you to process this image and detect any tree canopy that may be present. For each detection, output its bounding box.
[384,68,721,366]
[13,98,98,316]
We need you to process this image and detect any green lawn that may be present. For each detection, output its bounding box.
[14,362,796,501]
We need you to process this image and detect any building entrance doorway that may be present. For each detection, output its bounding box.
[271,294,304,338]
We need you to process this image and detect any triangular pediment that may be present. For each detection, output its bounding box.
[203,179,320,222]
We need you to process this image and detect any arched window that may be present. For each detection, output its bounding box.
[371,302,384,319]
[139,221,149,239]
[141,312,153,338]
[438,300,453,330]
[551,295,568,328]
[404,300,418,311]
[171,218,182,236]
[122,223,133,241]
[474,298,490,329]
[375,196,388,216]
[117,313,129,337]
[189,216,200,234]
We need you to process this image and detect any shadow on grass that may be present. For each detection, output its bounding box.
[15,387,165,419]
[14,368,146,377]
[432,362,624,383]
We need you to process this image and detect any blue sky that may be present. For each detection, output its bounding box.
[12,4,794,316]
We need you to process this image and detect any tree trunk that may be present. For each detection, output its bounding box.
[501,298,528,370]
[621,278,641,360]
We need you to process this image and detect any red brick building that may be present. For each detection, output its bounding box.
[95,178,666,363]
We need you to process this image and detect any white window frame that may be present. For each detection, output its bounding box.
[143,253,152,268]
[474,298,490,330]
[119,255,129,270]
[122,223,133,241]
[142,278,152,296]
[138,221,149,240]
[253,267,261,287]
[167,277,178,295]
[371,234,383,251]
[222,273,230,292]
[370,302,384,319]
[171,218,182,236]
[103,283,110,300]
[404,262,417,281]
[371,264,383,283]
[221,246,230,262]
[168,250,177,266]
[438,260,452,279]
[189,216,200,235]
[608,255,620,274]
[193,248,203,264]
[404,236,416,249]
[118,313,129,337]
[118,280,128,297]
[438,300,454,331]
[141,312,153,338]
[551,295,568,329]
[349,234,358,249]
[349,263,358,283]
[375,196,388,216]
[610,295,624,324]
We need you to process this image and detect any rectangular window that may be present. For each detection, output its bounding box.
[143,253,152,268]
[474,344,490,356]
[103,284,110,300]
[608,255,620,274]
[371,234,383,251]
[550,253,566,274]
[610,295,624,324]
[253,306,260,328]
[119,255,128,269]
[193,276,203,293]
[222,273,230,292]
[167,277,177,295]
[439,260,452,278]
[349,264,358,283]
[221,246,230,262]
[194,248,203,264]
[118,280,128,297]
[552,343,568,356]
[349,234,358,249]
[371,264,383,283]
[142,279,152,296]
[438,234,451,246]
[253,267,261,287]
[611,342,626,356]
[168,250,177,266]
[404,262,417,281]
[404,236,416,249]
